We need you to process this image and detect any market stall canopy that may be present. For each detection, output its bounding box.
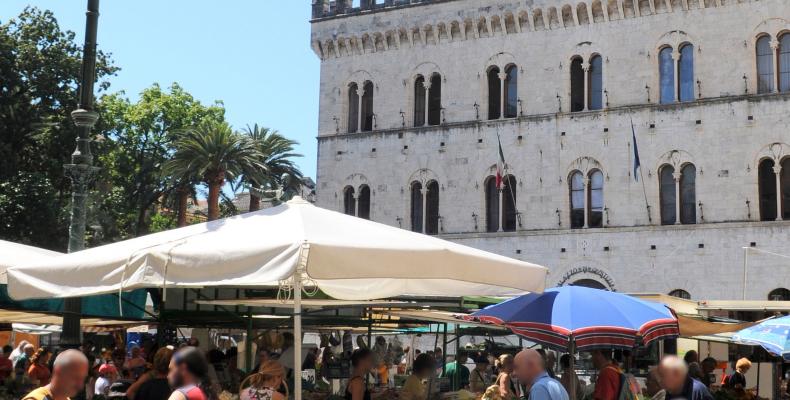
[697,300,790,312]
[196,299,409,309]
[0,240,61,284]
[732,315,790,360]
[464,286,680,351]
[676,314,760,337]
[8,197,548,301]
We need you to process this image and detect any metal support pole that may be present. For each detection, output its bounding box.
[293,268,303,400]
[442,323,448,376]
[245,312,253,372]
[62,0,102,350]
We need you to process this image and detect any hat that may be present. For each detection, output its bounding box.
[98,364,117,375]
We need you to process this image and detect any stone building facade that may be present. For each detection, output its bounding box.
[309,0,790,300]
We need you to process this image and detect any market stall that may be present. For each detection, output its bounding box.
[8,197,549,400]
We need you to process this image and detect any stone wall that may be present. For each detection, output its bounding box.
[310,0,790,299]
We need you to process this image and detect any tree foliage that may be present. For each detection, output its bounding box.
[0,7,302,249]
[95,83,225,239]
[0,7,117,250]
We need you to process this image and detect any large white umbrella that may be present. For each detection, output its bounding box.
[8,197,548,398]
[0,240,61,284]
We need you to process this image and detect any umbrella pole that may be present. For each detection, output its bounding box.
[569,337,577,400]
[294,269,303,400]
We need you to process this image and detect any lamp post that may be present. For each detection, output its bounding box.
[62,0,101,349]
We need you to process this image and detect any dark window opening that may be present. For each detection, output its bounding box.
[487,67,501,120]
[570,57,585,112]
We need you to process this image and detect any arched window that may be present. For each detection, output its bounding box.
[361,80,374,131]
[414,75,426,127]
[669,289,691,300]
[680,164,696,224]
[589,55,603,110]
[570,57,585,112]
[782,158,790,220]
[588,170,604,228]
[504,65,518,118]
[487,67,501,120]
[759,159,778,221]
[343,186,356,216]
[678,44,694,101]
[768,288,790,301]
[358,185,371,220]
[756,35,775,94]
[410,181,423,233]
[659,47,675,104]
[425,180,440,234]
[660,165,676,225]
[502,175,517,232]
[570,171,585,228]
[571,279,608,290]
[347,83,359,133]
[781,34,790,92]
[428,74,442,126]
[485,176,499,232]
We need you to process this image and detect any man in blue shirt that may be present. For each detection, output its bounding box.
[514,349,570,400]
[659,355,714,400]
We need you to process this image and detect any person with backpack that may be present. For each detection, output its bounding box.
[591,350,622,400]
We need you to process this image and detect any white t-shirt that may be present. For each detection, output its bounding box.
[95,376,112,395]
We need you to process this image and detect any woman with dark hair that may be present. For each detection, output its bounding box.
[167,346,218,400]
[128,347,174,400]
[345,348,373,400]
[401,353,435,400]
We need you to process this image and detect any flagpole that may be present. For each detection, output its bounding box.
[496,131,519,229]
[631,116,652,224]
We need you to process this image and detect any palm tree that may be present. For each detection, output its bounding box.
[165,121,266,221]
[242,124,302,211]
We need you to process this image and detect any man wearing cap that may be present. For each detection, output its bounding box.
[22,350,89,400]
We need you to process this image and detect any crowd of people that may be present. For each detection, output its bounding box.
[0,336,297,400]
[339,344,728,400]
[0,333,762,400]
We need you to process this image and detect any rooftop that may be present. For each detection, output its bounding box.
[311,0,457,21]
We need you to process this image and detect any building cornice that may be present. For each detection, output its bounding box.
[316,92,790,141]
[438,219,790,240]
[310,0,757,61]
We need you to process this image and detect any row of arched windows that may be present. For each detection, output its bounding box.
[756,34,790,94]
[341,157,790,230]
[344,32,790,134]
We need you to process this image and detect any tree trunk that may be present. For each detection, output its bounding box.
[177,186,190,227]
[249,183,261,212]
[206,170,225,221]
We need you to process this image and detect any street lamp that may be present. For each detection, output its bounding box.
[62,0,101,349]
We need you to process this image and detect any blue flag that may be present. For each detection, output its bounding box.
[632,121,641,182]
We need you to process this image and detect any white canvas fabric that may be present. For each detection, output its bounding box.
[7,197,547,300]
[0,240,61,284]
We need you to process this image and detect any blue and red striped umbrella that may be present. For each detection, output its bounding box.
[463,286,679,351]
